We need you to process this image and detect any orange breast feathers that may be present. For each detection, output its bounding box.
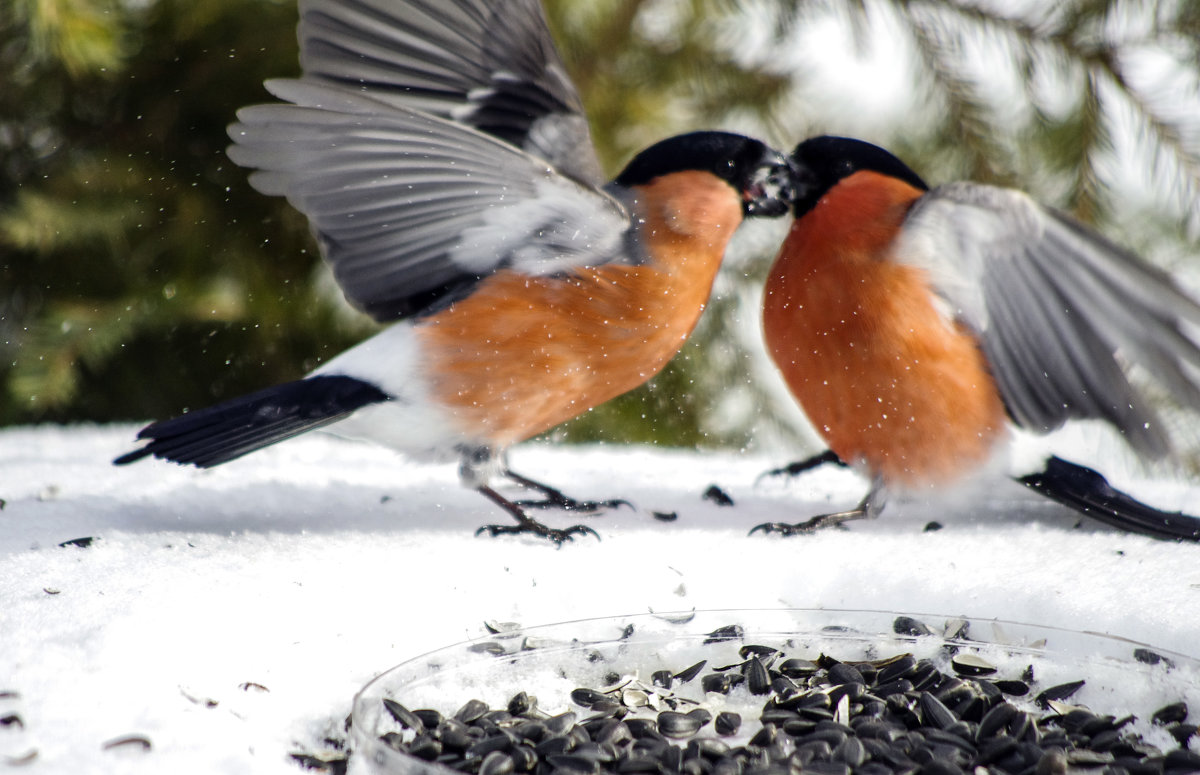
[762,170,1008,487]
[418,169,745,446]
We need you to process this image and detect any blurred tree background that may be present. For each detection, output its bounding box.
[2,0,1199,453]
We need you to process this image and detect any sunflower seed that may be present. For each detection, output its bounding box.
[714,712,741,736]
[744,658,771,695]
[674,661,707,683]
[383,699,422,730]
[1153,702,1188,726]
[950,653,997,677]
[893,616,935,637]
[455,698,489,724]
[704,625,744,644]
[702,485,734,507]
[1035,680,1085,708]
[658,711,703,739]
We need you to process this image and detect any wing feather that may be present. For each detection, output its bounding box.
[296,0,603,185]
[896,182,1200,457]
[227,80,630,322]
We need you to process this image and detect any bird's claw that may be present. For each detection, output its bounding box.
[755,468,790,486]
[756,451,847,485]
[513,496,633,513]
[749,510,860,537]
[475,520,601,545]
[749,520,816,536]
[501,469,634,515]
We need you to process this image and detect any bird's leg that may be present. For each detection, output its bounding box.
[757,449,847,484]
[503,468,633,513]
[474,485,600,545]
[460,447,601,543]
[750,480,886,536]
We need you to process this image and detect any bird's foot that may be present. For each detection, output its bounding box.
[749,507,866,536]
[513,492,633,513]
[753,481,882,537]
[504,469,633,513]
[475,519,600,545]
[475,484,602,544]
[756,450,847,485]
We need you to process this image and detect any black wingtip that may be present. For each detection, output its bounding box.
[1018,456,1200,542]
[113,375,391,470]
[112,447,152,466]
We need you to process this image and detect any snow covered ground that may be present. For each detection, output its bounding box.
[2,424,1200,774]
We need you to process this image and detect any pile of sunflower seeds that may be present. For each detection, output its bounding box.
[367,620,1199,775]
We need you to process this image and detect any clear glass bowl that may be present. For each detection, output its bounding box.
[349,609,1200,775]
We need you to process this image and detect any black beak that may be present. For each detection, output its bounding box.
[782,156,816,215]
[743,151,797,218]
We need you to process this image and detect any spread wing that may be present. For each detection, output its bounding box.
[227,80,630,322]
[894,181,1200,457]
[296,0,604,186]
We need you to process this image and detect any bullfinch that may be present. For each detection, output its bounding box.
[756,135,1200,541]
[115,0,795,543]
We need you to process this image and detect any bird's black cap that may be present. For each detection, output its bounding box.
[789,135,929,217]
[615,131,793,217]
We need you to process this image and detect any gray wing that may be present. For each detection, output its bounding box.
[296,0,604,186]
[227,80,630,322]
[894,181,1200,457]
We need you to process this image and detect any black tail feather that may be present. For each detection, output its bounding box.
[114,375,390,468]
[1018,456,1200,541]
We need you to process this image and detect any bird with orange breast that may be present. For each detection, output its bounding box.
[755,135,1200,540]
[114,0,795,543]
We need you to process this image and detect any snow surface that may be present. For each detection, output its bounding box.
[2,424,1200,774]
